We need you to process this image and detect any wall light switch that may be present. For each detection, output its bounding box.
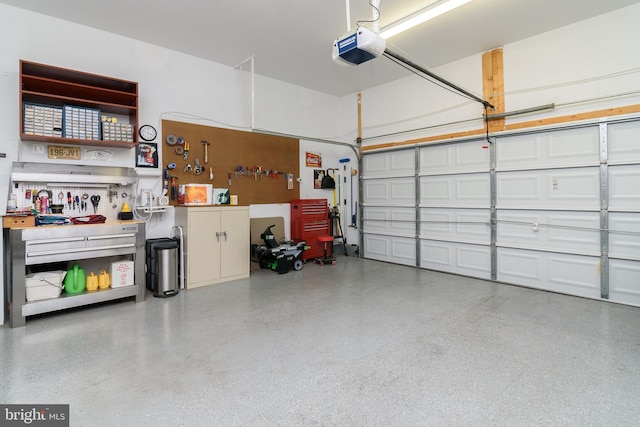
[33,144,45,154]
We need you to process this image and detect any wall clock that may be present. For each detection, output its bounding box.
[139,124,157,142]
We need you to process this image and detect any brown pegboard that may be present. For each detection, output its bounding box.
[162,120,300,205]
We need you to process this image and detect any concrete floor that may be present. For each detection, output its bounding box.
[1,256,639,426]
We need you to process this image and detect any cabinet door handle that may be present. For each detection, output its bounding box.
[216,231,228,241]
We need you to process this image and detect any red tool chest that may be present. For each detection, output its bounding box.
[290,199,330,261]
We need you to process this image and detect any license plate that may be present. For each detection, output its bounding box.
[48,145,81,160]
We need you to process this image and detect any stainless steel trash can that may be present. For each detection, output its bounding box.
[154,241,179,298]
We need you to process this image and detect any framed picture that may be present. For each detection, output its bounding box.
[306,151,322,168]
[136,143,158,168]
[314,169,325,189]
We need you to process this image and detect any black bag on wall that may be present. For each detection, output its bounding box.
[321,171,335,189]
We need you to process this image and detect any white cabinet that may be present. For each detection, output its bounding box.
[175,206,250,289]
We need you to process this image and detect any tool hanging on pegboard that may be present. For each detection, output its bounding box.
[194,159,204,175]
[202,140,210,163]
[183,140,190,160]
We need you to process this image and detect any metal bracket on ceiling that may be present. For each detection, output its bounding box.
[234,55,255,130]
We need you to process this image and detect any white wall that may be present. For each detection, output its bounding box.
[355,3,640,148]
[0,4,352,325]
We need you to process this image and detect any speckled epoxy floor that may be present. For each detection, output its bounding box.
[2,257,639,426]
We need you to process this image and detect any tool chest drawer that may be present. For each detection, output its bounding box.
[21,223,140,265]
[26,236,86,254]
[85,233,136,249]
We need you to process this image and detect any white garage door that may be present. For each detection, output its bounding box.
[361,118,640,306]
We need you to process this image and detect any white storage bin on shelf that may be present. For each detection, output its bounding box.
[25,271,65,301]
[111,260,134,288]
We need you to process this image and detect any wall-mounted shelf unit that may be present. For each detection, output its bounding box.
[20,60,138,148]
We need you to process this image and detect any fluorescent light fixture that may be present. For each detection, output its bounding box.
[379,0,472,39]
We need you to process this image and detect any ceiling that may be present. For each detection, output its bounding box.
[2,0,639,96]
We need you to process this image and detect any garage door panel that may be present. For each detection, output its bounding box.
[609,165,640,211]
[609,121,640,164]
[609,213,640,260]
[497,167,599,210]
[609,259,640,306]
[458,176,489,199]
[363,177,415,206]
[497,126,599,170]
[420,208,490,244]
[363,150,414,178]
[499,175,539,201]
[497,248,600,298]
[497,210,600,254]
[420,173,490,207]
[363,234,415,266]
[362,207,415,236]
[457,245,492,274]
[420,240,491,279]
[419,140,488,174]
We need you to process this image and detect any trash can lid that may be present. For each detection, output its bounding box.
[154,241,179,250]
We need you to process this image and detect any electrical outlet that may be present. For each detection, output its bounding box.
[33,144,45,154]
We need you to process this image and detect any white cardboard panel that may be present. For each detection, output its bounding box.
[362,150,414,178]
[496,126,599,171]
[608,120,640,164]
[420,240,491,279]
[362,206,415,236]
[363,234,415,266]
[496,167,600,210]
[420,173,490,208]
[609,259,640,306]
[609,212,640,261]
[362,177,415,206]
[496,210,600,255]
[609,165,640,211]
[420,208,490,245]
[419,140,489,175]
[497,247,600,298]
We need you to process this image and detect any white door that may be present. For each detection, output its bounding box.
[220,208,250,279]
[189,209,221,286]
